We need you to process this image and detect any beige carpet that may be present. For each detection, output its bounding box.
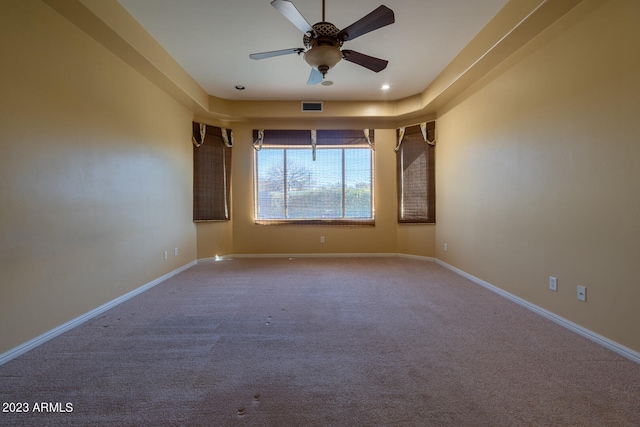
[1,257,639,426]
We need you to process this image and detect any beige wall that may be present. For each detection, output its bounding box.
[0,1,196,353]
[436,0,640,352]
[226,126,405,255]
[397,225,436,258]
[195,222,233,259]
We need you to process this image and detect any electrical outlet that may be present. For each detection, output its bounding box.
[320,236,325,244]
[163,251,168,260]
[174,247,179,256]
[549,276,557,291]
[577,285,586,302]
[444,243,448,252]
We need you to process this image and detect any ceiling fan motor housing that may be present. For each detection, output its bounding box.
[303,22,343,75]
[303,22,342,48]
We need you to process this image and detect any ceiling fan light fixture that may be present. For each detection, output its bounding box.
[303,45,342,75]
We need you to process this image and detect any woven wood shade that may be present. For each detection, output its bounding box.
[396,123,435,223]
[193,122,232,222]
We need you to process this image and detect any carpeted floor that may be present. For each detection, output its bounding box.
[1,257,639,426]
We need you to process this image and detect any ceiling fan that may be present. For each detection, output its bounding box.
[249,0,395,85]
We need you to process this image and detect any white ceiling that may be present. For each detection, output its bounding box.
[117,0,509,102]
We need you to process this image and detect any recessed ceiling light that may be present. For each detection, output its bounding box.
[381,84,390,91]
[235,85,245,90]
[321,80,334,86]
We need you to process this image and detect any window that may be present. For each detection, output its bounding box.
[396,122,435,223]
[192,122,232,221]
[254,129,374,225]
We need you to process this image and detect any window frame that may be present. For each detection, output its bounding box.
[253,130,375,226]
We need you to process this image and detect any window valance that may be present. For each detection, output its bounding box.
[192,123,233,148]
[253,129,374,150]
[395,121,435,151]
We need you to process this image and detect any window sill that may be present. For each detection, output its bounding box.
[254,219,375,226]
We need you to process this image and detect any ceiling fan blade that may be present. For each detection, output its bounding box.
[337,5,395,41]
[342,50,388,72]
[249,48,304,60]
[271,0,314,35]
[307,68,323,85]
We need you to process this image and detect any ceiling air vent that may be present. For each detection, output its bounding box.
[301,101,323,112]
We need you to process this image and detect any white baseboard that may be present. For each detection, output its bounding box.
[205,253,434,261]
[435,259,640,364]
[397,253,436,262]
[0,260,197,366]
[227,252,401,259]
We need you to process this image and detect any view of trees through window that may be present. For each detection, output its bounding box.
[255,147,373,221]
